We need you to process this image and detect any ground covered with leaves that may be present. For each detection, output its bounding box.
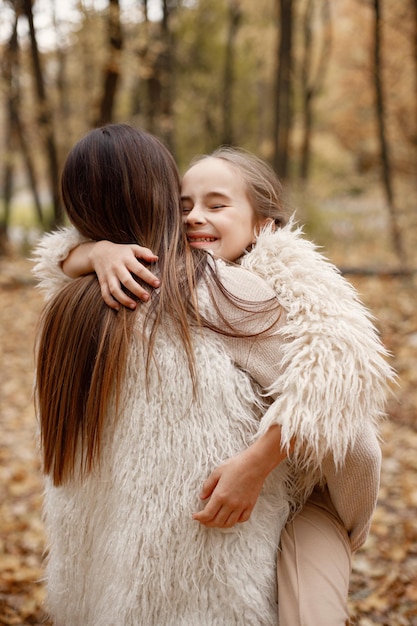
[0,247,416,625]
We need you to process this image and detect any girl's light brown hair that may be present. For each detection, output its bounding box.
[190,147,288,228]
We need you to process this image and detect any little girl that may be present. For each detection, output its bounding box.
[34,146,393,625]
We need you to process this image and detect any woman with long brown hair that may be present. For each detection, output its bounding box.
[35,124,294,625]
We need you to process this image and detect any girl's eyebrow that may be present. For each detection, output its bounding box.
[180,191,232,202]
[205,191,231,200]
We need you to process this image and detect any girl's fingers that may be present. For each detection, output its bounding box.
[108,284,139,308]
[193,504,242,528]
[98,267,154,307]
[199,473,218,500]
[132,261,160,288]
[132,245,158,264]
[237,508,251,523]
[193,504,223,525]
[101,284,121,311]
[112,271,151,303]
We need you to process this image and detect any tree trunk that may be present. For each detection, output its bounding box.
[22,0,62,227]
[273,0,293,179]
[1,15,19,252]
[1,11,44,253]
[299,0,332,180]
[373,0,405,264]
[142,0,148,21]
[159,0,176,153]
[95,0,123,126]
[13,109,44,228]
[51,0,70,154]
[133,0,158,132]
[221,0,242,146]
[1,115,13,254]
[299,0,314,181]
[413,0,417,162]
[414,0,417,121]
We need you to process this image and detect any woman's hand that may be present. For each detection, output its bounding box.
[193,425,289,528]
[62,241,160,310]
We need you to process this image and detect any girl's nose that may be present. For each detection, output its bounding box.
[185,206,206,224]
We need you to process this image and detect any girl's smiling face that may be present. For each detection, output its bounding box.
[181,157,257,262]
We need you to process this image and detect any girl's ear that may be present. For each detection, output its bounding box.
[255,217,276,235]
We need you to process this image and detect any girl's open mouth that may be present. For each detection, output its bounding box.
[188,236,217,243]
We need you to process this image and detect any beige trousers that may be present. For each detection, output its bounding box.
[278,487,352,626]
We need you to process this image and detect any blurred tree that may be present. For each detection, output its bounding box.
[51,0,70,158]
[130,0,177,152]
[410,0,417,156]
[159,0,177,152]
[71,6,104,138]
[372,0,406,264]
[130,1,155,131]
[94,0,123,126]
[394,0,417,172]
[415,0,417,176]
[174,0,227,162]
[0,11,43,253]
[299,0,332,180]
[273,0,293,179]
[221,0,242,145]
[21,0,62,226]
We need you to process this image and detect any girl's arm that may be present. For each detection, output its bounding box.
[33,228,161,307]
[193,266,292,529]
[193,424,292,528]
[241,225,394,469]
[32,227,89,301]
[322,421,382,552]
[63,240,160,310]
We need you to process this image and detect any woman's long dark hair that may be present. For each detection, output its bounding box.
[35,125,280,486]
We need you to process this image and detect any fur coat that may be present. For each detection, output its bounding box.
[239,222,394,549]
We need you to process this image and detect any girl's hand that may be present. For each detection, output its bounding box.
[192,451,266,528]
[192,425,289,529]
[89,241,160,310]
[62,240,160,310]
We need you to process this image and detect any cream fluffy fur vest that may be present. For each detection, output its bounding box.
[43,326,289,626]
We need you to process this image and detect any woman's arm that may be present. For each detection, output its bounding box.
[63,240,160,309]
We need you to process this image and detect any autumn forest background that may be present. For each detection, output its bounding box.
[0,0,416,624]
